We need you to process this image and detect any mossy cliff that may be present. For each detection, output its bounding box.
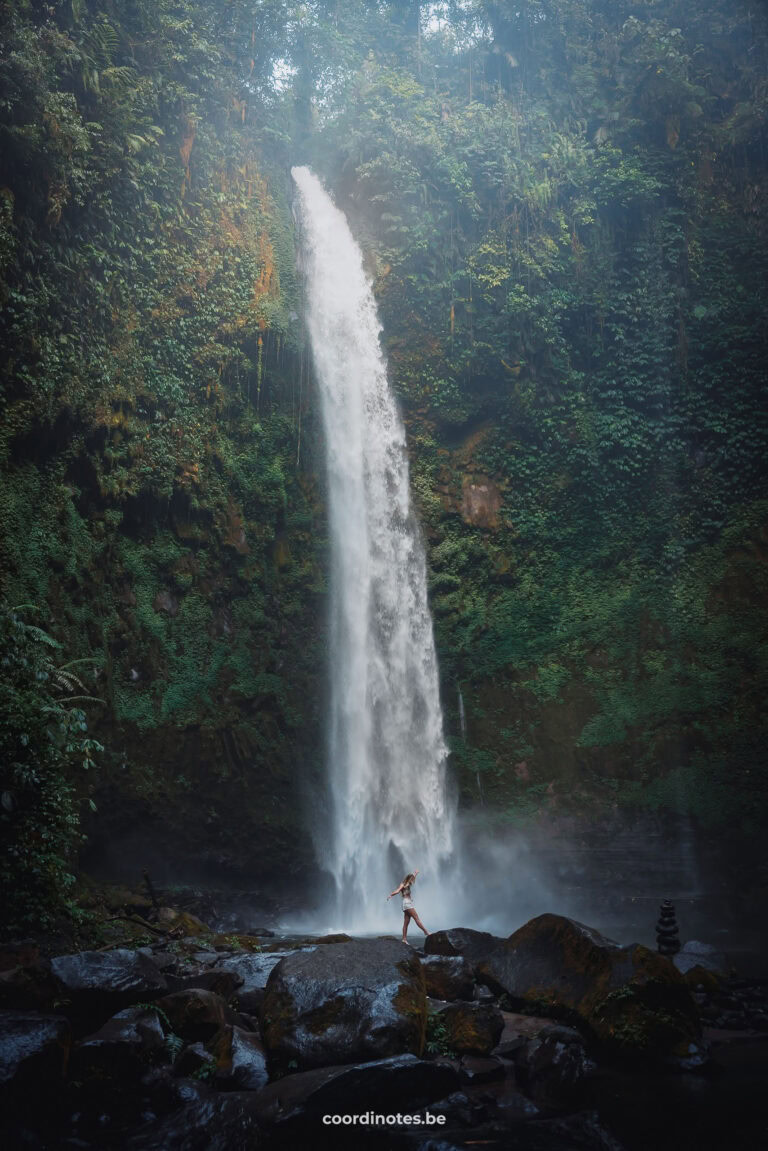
[0,1,326,888]
[312,0,768,893]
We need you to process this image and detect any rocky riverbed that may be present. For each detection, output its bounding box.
[1,898,767,1150]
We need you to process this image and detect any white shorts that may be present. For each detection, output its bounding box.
[402,900,414,911]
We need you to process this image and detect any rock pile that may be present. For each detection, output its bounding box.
[2,912,756,1149]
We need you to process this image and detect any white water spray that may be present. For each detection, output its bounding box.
[457,687,467,742]
[292,166,457,932]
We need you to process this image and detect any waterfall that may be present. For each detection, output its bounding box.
[458,688,466,741]
[292,166,456,932]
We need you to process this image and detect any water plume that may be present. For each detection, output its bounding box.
[292,166,457,932]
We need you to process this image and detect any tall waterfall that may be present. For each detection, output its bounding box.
[292,167,456,932]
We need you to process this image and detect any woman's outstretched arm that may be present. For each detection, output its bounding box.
[387,883,404,900]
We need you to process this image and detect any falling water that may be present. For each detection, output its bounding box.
[292,166,456,932]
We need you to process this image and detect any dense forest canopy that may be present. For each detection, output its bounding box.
[1,0,766,933]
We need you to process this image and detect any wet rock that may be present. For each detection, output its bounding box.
[495,1086,540,1119]
[125,1082,262,1151]
[674,941,728,977]
[148,949,186,972]
[260,937,426,1073]
[167,969,244,998]
[682,965,721,993]
[514,1024,594,1110]
[253,1054,460,1125]
[72,1005,165,1079]
[209,1024,268,1091]
[155,989,238,1044]
[491,1109,625,1150]
[421,955,475,1002]
[50,949,167,1022]
[0,1011,71,1095]
[156,908,209,936]
[458,1054,505,1083]
[173,1042,217,1078]
[213,952,292,1013]
[493,1036,528,1059]
[429,1088,486,1126]
[0,960,59,1011]
[438,1002,504,1055]
[478,914,700,1058]
[473,984,496,1004]
[498,1011,556,1045]
[425,929,504,963]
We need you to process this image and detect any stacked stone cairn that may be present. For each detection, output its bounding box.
[656,900,681,956]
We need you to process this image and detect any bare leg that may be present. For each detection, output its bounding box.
[409,909,429,936]
[402,913,409,943]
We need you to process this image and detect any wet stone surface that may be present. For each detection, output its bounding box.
[2,918,767,1150]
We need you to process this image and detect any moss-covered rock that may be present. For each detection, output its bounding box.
[437,1002,504,1055]
[259,937,426,1073]
[478,914,700,1058]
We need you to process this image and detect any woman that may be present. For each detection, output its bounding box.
[387,869,429,944]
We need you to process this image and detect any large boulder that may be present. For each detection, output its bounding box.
[674,941,728,977]
[458,1054,505,1083]
[514,1024,594,1110]
[156,908,209,936]
[209,1025,269,1091]
[477,914,700,1058]
[253,1054,460,1125]
[438,1002,504,1055]
[169,969,244,998]
[490,1110,626,1151]
[424,929,503,963]
[0,1011,71,1095]
[212,952,294,1013]
[50,949,167,1025]
[72,1005,165,1080]
[421,955,475,1002]
[125,1082,262,1151]
[260,938,426,1073]
[0,961,60,1011]
[154,989,238,1044]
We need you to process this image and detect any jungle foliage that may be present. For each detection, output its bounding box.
[0,605,102,931]
[295,0,768,839]
[0,0,327,910]
[0,0,766,923]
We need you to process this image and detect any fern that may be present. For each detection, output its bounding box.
[165,1032,185,1062]
[22,625,61,649]
[101,66,138,92]
[134,1002,184,1062]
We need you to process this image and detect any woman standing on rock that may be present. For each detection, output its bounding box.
[388,870,429,944]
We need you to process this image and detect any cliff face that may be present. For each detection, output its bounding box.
[1,1,767,912]
[0,3,326,887]
[317,0,768,897]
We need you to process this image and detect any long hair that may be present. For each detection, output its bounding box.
[401,872,416,890]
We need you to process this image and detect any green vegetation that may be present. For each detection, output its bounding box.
[0,0,766,929]
[0,0,327,921]
[425,1011,456,1058]
[297,0,768,843]
[0,605,103,932]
